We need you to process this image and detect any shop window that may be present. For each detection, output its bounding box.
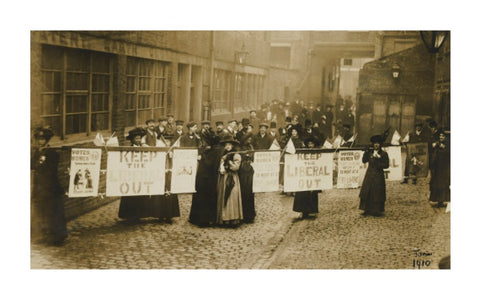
[212,69,231,111]
[40,45,112,138]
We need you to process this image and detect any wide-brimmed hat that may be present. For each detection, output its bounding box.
[370,135,384,144]
[33,126,54,142]
[127,127,146,141]
[259,122,269,129]
[219,135,239,145]
[186,121,197,129]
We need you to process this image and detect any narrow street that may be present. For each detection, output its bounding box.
[31,178,449,269]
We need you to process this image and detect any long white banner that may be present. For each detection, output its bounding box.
[170,149,198,194]
[68,148,102,197]
[284,152,334,192]
[252,151,280,192]
[106,150,166,196]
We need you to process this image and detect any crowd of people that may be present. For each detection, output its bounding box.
[30,97,450,246]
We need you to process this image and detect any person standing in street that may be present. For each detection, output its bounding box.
[216,135,243,227]
[359,135,390,217]
[239,133,256,223]
[31,126,67,246]
[401,123,428,184]
[293,136,321,219]
[429,129,450,208]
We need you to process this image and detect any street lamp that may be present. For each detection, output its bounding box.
[392,63,401,79]
[420,31,449,54]
[235,43,249,64]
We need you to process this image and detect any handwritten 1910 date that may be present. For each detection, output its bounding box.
[412,248,432,269]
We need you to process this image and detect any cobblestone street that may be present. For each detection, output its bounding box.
[31,177,449,269]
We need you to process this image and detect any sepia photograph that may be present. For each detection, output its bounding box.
[29,29,451,270]
[5,1,479,298]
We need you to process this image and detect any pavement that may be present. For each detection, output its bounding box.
[30,177,450,269]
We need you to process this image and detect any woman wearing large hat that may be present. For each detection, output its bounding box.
[358,134,390,217]
[31,126,67,245]
[215,135,243,226]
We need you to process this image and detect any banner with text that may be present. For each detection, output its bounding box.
[383,146,403,181]
[106,150,166,196]
[284,152,334,192]
[68,148,102,197]
[252,151,281,192]
[406,142,429,178]
[170,149,198,194]
[337,150,363,189]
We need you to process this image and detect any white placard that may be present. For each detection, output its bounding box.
[68,148,102,197]
[106,150,166,196]
[170,149,198,194]
[337,150,363,189]
[284,152,334,192]
[252,151,281,192]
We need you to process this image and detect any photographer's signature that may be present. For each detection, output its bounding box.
[412,248,432,269]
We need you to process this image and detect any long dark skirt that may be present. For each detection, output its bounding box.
[118,194,180,220]
[31,194,67,245]
[293,191,319,214]
[239,162,255,222]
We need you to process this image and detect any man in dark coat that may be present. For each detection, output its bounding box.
[429,129,450,207]
[199,120,216,148]
[312,104,323,124]
[401,123,429,184]
[359,135,390,217]
[31,126,67,246]
[173,120,184,143]
[253,123,273,149]
[164,114,176,140]
[427,120,441,173]
[179,122,202,148]
[155,116,168,139]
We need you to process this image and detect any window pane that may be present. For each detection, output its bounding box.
[66,50,90,71]
[126,77,136,92]
[139,77,151,91]
[91,113,109,131]
[126,94,136,109]
[139,61,152,76]
[92,74,109,92]
[66,114,87,134]
[92,94,109,112]
[138,95,151,109]
[66,95,88,113]
[92,54,110,73]
[41,71,61,92]
[42,46,63,70]
[41,94,61,115]
[66,72,89,90]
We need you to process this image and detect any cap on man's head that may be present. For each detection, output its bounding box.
[215,121,224,126]
[201,120,210,125]
[259,123,269,129]
[158,116,167,122]
[186,121,197,129]
[241,118,250,126]
[175,120,184,126]
[249,110,256,114]
[145,119,155,125]
[229,119,238,124]
[167,114,174,118]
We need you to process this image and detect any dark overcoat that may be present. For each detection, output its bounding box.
[239,144,255,222]
[359,149,389,214]
[429,141,450,203]
[31,147,67,244]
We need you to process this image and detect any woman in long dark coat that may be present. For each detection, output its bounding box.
[31,127,67,246]
[239,133,256,223]
[189,144,221,227]
[359,135,390,216]
[293,137,321,219]
[429,129,450,207]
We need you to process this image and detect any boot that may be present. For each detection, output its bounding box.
[412,178,417,185]
[401,178,408,184]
